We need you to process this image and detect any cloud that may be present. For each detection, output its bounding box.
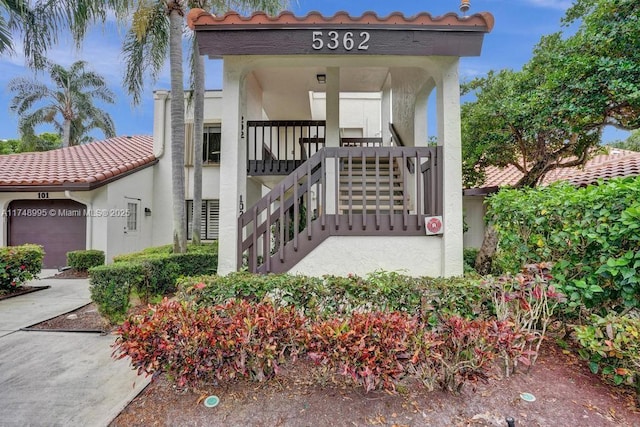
[524,0,572,10]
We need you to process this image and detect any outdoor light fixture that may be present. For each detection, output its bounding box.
[144,207,152,216]
[316,74,327,84]
[460,0,470,13]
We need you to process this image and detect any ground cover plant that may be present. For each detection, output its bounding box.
[113,268,562,395]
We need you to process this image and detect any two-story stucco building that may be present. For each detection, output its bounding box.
[0,7,494,276]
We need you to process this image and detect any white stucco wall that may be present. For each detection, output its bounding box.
[310,92,382,138]
[463,195,487,249]
[288,236,443,278]
[0,165,154,263]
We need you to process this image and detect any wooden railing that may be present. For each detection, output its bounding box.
[239,146,443,274]
[247,120,384,175]
[247,120,325,176]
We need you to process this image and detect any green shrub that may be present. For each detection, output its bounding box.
[178,271,493,322]
[0,244,44,293]
[113,242,217,263]
[463,248,479,273]
[89,262,144,323]
[89,243,218,322]
[575,313,640,393]
[67,249,105,271]
[487,177,640,311]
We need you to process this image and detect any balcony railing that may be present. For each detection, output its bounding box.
[238,146,443,274]
[247,120,384,176]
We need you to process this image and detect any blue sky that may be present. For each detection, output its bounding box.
[0,0,629,142]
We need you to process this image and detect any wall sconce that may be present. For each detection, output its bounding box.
[316,74,326,84]
[144,207,152,216]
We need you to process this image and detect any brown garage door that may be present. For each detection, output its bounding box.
[8,200,87,269]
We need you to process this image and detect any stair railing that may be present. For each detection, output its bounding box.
[238,146,443,274]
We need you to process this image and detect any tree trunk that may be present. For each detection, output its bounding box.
[62,118,72,148]
[475,223,498,275]
[169,7,187,254]
[192,50,205,245]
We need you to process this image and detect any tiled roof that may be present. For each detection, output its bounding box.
[187,9,494,32]
[0,135,156,190]
[470,148,640,193]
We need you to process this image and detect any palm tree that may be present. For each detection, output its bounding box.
[1,0,133,69]
[8,60,116,147]
[122,0,286,252]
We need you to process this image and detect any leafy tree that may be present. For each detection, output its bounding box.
[20,132,62,152]
[0,138,21,154]
[608,130,640,152]
[0,133,61,154]
[464,0,640,273]
[8,60,116,147]
[121,0,286,253]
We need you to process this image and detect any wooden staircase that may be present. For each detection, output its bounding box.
[338,156,408,214]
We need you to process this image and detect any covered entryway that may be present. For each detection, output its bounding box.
[8,200,86,269]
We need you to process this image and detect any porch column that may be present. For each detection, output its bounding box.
[325,67,340,215]
[218,58,246,275]
[437,59,464,276]
[414,79,435,148]
[381,74,392,145]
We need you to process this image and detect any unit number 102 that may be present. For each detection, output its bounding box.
[311,31,370,51]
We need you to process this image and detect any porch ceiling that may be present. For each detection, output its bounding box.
[254,67,389,119]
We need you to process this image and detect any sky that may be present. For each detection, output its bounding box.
[0,0,630,142]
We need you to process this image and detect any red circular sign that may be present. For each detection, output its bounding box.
[427,217,442,234]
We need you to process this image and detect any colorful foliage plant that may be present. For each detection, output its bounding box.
[113,299,530,393]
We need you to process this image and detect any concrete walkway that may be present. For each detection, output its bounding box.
[0,271,150,427]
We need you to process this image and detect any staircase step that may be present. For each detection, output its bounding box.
[338,206,407,214]
[339,195,405,203]
[340,176,402,183]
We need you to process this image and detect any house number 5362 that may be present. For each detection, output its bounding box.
[311,31,370,51]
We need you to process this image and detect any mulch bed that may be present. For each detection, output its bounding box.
[24,302,109,333]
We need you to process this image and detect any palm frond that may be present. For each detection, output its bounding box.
[122,1,169,104]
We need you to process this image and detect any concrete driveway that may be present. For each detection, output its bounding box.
[0,272,149,427]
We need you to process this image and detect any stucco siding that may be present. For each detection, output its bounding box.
[287,236,443,278]
[463,195,487,249]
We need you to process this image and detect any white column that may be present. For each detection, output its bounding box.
[437,59,464,277]
[325,67,340,147]
[414,79,435,148]
[217,59,246,275]
[324,67,340,215]
[381,73,392,145]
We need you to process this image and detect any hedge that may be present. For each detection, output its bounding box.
[89,243,217,323]
[487,176,640,311]
[0,244,44,293]
[67,249,105,271]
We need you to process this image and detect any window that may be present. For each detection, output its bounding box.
[203,125,221,163]
[126,201,138,232]
[186,200,219,240]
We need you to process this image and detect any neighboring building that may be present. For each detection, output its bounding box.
[463,148,640,249]
[0,136,156,268]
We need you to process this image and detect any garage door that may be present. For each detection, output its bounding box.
[8,200,87,269]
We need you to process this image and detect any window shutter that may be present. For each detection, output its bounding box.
[184,123,194,166]
[207,200,220,240]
